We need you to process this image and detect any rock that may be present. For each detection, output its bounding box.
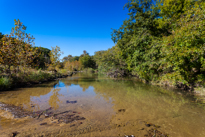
[145,123,151,127]
[80,117,85,120]
[12,131,19,137]
[118,109,126,112]
[45,114,49,118]
[124,135,135,137]
[66,100,77,104]
[40,122,47,125]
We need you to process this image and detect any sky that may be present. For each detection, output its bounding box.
[0,0,129,59]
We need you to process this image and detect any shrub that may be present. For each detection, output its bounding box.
[0,77,12,90]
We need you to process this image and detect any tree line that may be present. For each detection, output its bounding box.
[0,19,96,74]
[1,0,204,89]
[94,0,205,88]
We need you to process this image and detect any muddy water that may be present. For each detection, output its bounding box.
[0,73,205,137]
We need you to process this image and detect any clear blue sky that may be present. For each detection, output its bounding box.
[0,0,129,59]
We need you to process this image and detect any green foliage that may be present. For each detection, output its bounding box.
[83,68,94,73]
[109,0,205,87]
[94,45,127,74]
[159,1,205,85]
[0,77,12,90]
[79,52,96,69]
[58,69,68,75]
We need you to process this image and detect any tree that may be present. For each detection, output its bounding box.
[111,0,162,79]
[62,55,73,63]
[0,32,3,39]
[80,50,89,57]
[47,45,63,71]
[109,0,205,86]
[0,36,18,74]
[32,47,51,69]
[11,19,38,69]
[94,45,127,74]
[159,1,205,85]
[64,60,82,71]
[0,19,39,74]
[79,51,95,69]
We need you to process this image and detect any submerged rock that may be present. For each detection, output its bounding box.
[40,122,47,125]
[0,102,32,118]
[66,100,77,104]
[0,102,86,127]
[118,109,126,112]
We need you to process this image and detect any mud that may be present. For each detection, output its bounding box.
[0,101,169,137]
[0,102,86,125]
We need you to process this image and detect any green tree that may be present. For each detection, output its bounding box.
[111,0,162,80]
[110,0,205,86]
[159,1,205,85]
[79,51,95,69]
[94,45,127,74]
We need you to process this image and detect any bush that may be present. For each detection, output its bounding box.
[0,77,12,90]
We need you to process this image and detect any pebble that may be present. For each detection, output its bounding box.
[45,114,49,118]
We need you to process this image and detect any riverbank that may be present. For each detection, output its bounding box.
[0,69,73,91]
[102,70,205,104]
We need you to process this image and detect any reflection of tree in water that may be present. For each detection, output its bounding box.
[61,79,91,92]
[48,88,63,109]
[81,84,90,92]
[64,77,188,111]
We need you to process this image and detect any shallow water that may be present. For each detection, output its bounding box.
[0,73,205,136]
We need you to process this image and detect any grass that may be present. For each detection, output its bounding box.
[0,67,69,91]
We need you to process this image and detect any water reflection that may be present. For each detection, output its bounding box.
[48,88,62,109]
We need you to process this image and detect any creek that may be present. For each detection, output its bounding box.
[0,73,205,137]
